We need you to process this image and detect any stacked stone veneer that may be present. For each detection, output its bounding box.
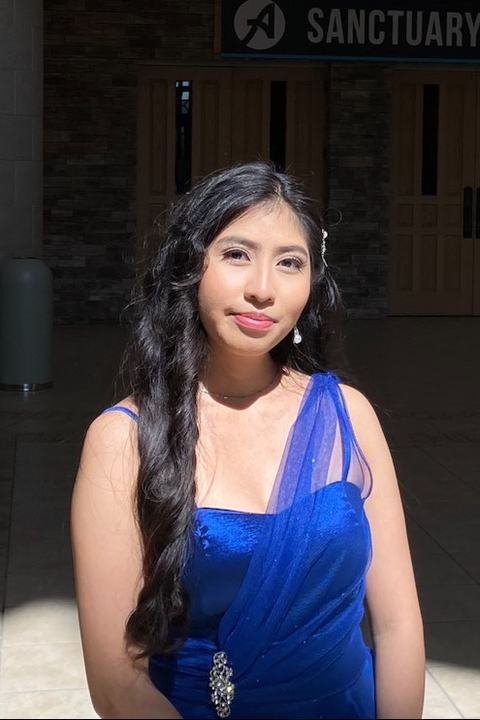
[43,1,391,323]
[325,63,391,317]
[0,0,43,264]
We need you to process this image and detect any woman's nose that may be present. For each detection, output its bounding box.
[244,264,276,304]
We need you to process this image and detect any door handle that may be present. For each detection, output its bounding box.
[476,188,480,239]
[463,186,473,238]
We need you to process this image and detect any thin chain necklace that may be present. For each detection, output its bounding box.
[198,370,279,401]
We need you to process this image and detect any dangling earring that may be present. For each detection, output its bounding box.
[293,325,302,345]
[321,228,328,267]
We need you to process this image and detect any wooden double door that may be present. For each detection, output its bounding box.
[136,64,324,239]
[390,69,480,315]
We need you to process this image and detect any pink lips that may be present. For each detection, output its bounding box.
[233,313,275,330]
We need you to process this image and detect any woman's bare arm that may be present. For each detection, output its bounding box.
[340,384,425,719]
[71,407,182,719]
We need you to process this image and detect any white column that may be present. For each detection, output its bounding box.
[0,0,43,265]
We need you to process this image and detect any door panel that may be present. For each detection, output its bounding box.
[137,72,175,236]
[191,72,232,183]
[390,70,478,315]
[286,72,324,202]
[231,70,270,163]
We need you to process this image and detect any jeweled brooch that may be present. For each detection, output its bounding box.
[209,650,235,718]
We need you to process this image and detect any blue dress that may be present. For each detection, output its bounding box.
[104,372,376,719]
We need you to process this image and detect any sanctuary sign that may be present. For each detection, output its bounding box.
[219,1,480,62]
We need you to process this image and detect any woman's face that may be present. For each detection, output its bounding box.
[198,201,312,359]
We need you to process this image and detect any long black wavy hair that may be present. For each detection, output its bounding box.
[120,161,347,659]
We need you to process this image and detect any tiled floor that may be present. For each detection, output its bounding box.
[0,318,479,718]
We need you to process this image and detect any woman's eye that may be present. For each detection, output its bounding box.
[224,249,248,261]
[280,257,304,270]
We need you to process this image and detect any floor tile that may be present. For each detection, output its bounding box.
[0,689,98,719]
[5,541,74,607]
[422,669,463,719]
[418,583,480,623]
[2,599,81,646]
[410,517,480,555]
[428,663,480,718]
[405,519,447,556]
[0,642,88,692]
[8,441,79,546]
[412,551,477,587]
[422,445,480,492]
[449,552,480,584]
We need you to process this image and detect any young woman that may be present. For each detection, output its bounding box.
[71,161,425,719]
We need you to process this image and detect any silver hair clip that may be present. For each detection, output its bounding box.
[321,229,328,266]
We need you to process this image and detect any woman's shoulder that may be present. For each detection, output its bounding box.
[337,381,376,414]
[336,381,389,455]
[83,395,139,453]
[75,396,140,495]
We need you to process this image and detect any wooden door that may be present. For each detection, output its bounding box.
[390,69,480,315]
[136,65,325,245]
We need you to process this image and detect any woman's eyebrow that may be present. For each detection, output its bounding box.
[215,236,309,258]
[276,245,309,258]
[215,236,258,250]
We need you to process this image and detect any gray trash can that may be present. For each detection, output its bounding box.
[0,257,53,391]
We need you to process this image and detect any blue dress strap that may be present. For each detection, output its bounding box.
[102,405,138,422]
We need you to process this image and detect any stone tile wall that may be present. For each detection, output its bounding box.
[0,0,44,264]
[325,63,391,317]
